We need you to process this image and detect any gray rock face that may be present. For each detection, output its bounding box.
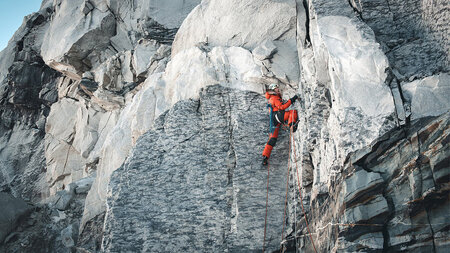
[0,6,61,202]
[41,0,200,79]
[0,193,33,242]
[172,0,297,57]
[293,113,450,252]
[0,0,448,252]
[353,0,449,78]
[103,85,292,252]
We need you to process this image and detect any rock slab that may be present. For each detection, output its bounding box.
[103,85,293,252]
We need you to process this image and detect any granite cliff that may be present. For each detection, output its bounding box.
[0,0,448,252]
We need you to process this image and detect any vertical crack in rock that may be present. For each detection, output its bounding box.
[302,0,311,45]
[224,89,237,249]
[295,0,311,49]
[381,182,395,251]
[347,0,363,19]
[416,129,438,253]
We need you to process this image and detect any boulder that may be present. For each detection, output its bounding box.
[252,40,277,61]
[74,177,95,194]
[401,73,450,120]
[54,190,75,211]
[41,0,116,78]
[41,0,201,78]
[61,223,79,248]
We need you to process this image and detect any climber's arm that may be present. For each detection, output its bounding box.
[270,96,292,111]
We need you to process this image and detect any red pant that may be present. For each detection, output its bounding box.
[262,110,298,158]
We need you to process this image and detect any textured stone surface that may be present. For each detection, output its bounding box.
[0,0,448,252]
[293,112,450,252]
[0,193,33,242]
[354,0,449,78]
[343,169,384,204]
[103,85,292,252]
[0,5,61,202]
[81,45,273,228]
[172,0,297,57]
[296,0,397,195]
[252,40,277,61]
[41,0,200,79]
[402,72,450,120]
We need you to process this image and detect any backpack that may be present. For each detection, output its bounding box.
[267,103,276,133]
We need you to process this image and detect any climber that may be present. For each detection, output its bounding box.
[262,83,299,165]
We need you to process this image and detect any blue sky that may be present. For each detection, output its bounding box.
[0,0,42,51]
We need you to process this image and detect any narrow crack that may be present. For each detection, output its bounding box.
[225,91,237,186]
[302,0,311,45]
[425,208,437,253]
[416,130,438,253]
[347,0,363,20]
[381,185,395,252]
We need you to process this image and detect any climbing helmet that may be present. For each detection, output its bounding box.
[268,83,279,90]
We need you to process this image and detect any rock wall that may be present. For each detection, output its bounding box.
[103,85,291,252]
[290,113,449,252]
[0,4,61,202]
[0,0,448,252]
[292,0,450,252]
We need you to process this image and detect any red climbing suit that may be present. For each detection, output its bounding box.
[262,91,298,159]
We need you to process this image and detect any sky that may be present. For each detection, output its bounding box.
[0,0,42,51]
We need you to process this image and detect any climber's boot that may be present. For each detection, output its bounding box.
[262,156,268,165]
[289,121,299,133]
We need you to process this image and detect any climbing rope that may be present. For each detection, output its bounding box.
[263,112,319,253]
[262,157,271,253]
[291,128,319,253]
[280,121,292,249]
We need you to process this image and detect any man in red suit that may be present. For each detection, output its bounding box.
[262,83,298,165]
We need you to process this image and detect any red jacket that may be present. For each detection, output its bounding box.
[265,91,292,111]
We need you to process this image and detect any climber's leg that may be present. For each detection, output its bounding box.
[285,110,299,132]
[262,125,280,163]
[284,110,298,124]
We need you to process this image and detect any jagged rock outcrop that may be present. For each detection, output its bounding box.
[41,0,201,79]
[292,0,449,252]
[290,113,449,252]
[0,0,448,252]
[0,4,61,202]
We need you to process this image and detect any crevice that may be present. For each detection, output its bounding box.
[347,0,363,20]
[385,0,392,13]
[381,186,395,252]
[416,129,438,253]
[302,0,311,45]
[223,89,237,250]
[97,111,113,138]
[178,131,201,145]
[274,24,293,41]
[225,92,237,186]
[425,208,437,253]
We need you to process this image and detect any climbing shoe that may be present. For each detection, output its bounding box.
[262,156,268,165]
